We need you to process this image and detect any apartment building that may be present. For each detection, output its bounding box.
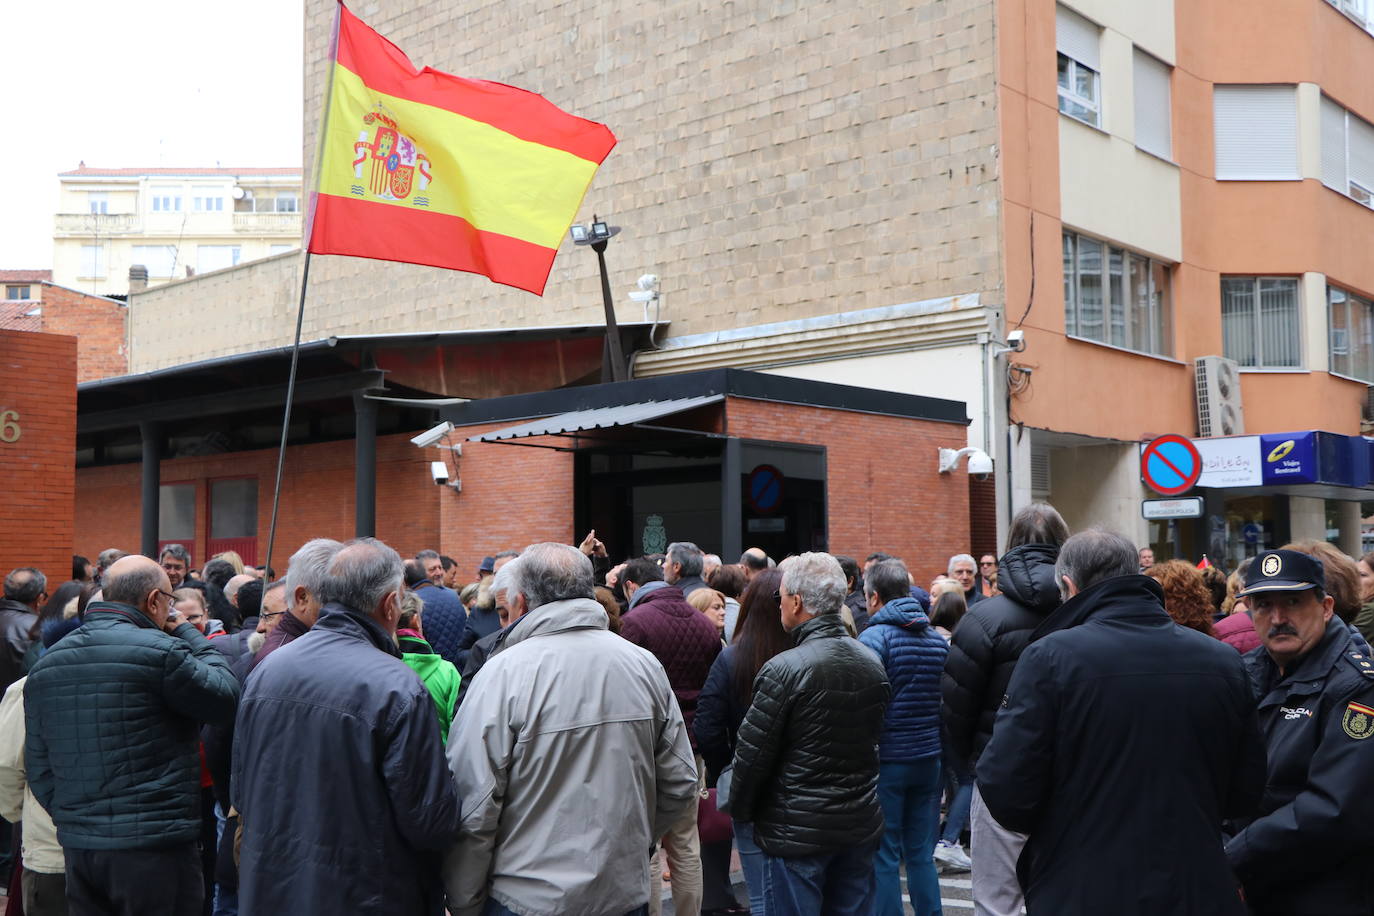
[52,165,303,297]
[1003,0,1374,564]
[78,0,1374,571]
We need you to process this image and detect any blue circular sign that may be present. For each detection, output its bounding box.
[1141,435,1203,496]
[747,464,784,514]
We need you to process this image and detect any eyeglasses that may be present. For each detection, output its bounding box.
[259,611,285,621]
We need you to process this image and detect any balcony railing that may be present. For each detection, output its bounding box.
[54,212,141,235]
[232,212,302,234]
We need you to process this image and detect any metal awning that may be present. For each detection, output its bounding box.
[469,394,724,443]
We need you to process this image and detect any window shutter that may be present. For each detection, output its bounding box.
[1348,111,1374,192]
[1133,51,1172,159]
[1214,85,1298,180]
[1056,6,1100,70]
[1321,96,1349,192]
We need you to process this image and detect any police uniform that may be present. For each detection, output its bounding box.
[1225,551,1374,916]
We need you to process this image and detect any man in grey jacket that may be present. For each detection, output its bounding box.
[444,542,699,916]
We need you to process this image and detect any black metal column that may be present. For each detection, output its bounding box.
[354,391,378,538]
[139,421,161,557]
[720,437,742,562]
[592,242,626,383]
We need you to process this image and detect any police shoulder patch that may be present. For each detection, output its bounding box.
[1342,701,1374,739]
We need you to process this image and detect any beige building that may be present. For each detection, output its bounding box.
[52,165,303,297]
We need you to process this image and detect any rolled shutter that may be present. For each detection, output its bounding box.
[1321,95,1349,192]
[1214,85,1298,180]
[1133,50,1172,159]
[1056,6,1100,70]
[1348,111,1374,192]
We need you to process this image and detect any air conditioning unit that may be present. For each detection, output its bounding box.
[1030,446,1052,497]
[1195,355,1245,437]
[1363,385,1374,423]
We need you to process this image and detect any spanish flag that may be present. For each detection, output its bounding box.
[306,2,617,295]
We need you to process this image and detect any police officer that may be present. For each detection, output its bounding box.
[1226,549,1374,915]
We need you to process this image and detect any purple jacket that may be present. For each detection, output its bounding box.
[1214,612,1261,654]
[620,584,722,750]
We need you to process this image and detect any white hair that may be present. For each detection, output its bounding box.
[491,556,522,601]
[948,554,977,575]
[519,543,594,610]
[780,552,847,616]
[285,538,343,611]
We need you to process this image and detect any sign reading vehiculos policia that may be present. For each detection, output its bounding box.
[306,1,617,295]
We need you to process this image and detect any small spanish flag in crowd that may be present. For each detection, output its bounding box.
[1197,555,1212,569]
[306,2,617,294]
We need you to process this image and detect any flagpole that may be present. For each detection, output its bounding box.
[262,1,344,578]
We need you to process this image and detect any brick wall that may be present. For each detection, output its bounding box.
[39,283,128,382]
[968,476,998,558]
[0,330,77,588]
[75,432,439,572]
[726,398,971,582]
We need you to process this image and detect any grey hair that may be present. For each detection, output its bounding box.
[103,563,162,608]
[1007,502,1070,550]
[159,543,191,565]
[224,574,254,602]
[864,558,912,604]
[491,556,522,601]
[947,554,977,575]
[519,542,594,610]
[3,568,47,604]
[415,549,440,562]
[666,542,704,578]
[285,538,343,612]
[316,538,404,614]
[97,548,126,569]
[1055,528,1140,596]
[780,552,847,616]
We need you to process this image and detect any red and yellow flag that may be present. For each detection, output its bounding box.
[306,2,617,295]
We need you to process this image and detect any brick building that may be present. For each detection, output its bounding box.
[0,279,127,382]
[0,329,77,589]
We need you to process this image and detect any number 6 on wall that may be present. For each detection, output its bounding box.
[0,409,19,443]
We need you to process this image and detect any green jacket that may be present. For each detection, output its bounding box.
[400,632,461,743]
[1354,600,1374,649]
[24,602,239,850]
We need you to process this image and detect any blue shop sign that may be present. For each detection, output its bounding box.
[1260,433,1317,484]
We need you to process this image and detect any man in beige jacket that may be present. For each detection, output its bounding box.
[0,674,66,915]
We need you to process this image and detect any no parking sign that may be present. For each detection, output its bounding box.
[1141,435,1203,496]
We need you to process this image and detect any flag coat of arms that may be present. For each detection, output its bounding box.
[307,2,617,294]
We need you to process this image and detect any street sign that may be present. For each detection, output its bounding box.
[746,464,784,514]
[1141,434,1203,496]
[1141,497,1204,520]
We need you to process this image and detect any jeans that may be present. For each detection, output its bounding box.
[483,900,648,916]
[733,819,766,914]
[940,749,974,847]
[760,841,878,916]
[875,757,943,916]
[212,802,238,916]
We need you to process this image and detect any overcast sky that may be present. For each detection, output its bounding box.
[1,0,304,269]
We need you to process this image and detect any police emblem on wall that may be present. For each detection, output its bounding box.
[1342,701,1374,739]
[642,515,667,556]
[1261,553,1282,577]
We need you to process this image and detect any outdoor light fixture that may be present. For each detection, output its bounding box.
[568,214,627,382]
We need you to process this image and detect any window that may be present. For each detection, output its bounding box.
[1133,50,1172,159]
[1221,277,1301,368]
[1056,7,1101,127]
[274,193,299,213]
[269,244,295,256]
[159,483,196,541]
[151,192,182,212]
[4,285,30,300]
[79,244,105,278]
[196,245,241,274]
[1325,0,1373,35]
[210,479,258,539]
[193,187,224,212]
[1329,285,1374,382]
[87,192,108,214]
[1062,230,1172,355]
[1320,95,1374,208]
[131,245,178,278]
[1214,85,1299,180]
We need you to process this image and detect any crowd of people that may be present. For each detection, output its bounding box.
[0,510,1372,915]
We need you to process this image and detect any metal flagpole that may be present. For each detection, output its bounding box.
[262,1,343,577]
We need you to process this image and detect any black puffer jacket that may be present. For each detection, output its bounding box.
[941,543,1061,765]
[728,614,890,857]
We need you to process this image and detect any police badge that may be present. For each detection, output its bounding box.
[1342,701,1374,739]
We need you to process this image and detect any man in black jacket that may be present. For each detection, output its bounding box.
[942,503,1067,916]
[1225,549,1374,915]
[232,538,458,916]
[729,552,889,914]
[978,528,1266,915]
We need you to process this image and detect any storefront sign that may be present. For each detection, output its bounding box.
[1260,432,1317,484]
[1141,497,1204,520]
[1194,436,1262,488]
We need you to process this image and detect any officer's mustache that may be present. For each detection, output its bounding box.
[1267,623,1299,638]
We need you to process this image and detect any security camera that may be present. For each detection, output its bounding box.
[411,421,455,449]
[430,461,449,485]
[938,446,994,476]
[967,449,994,477]
[1007,329,1025,351]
